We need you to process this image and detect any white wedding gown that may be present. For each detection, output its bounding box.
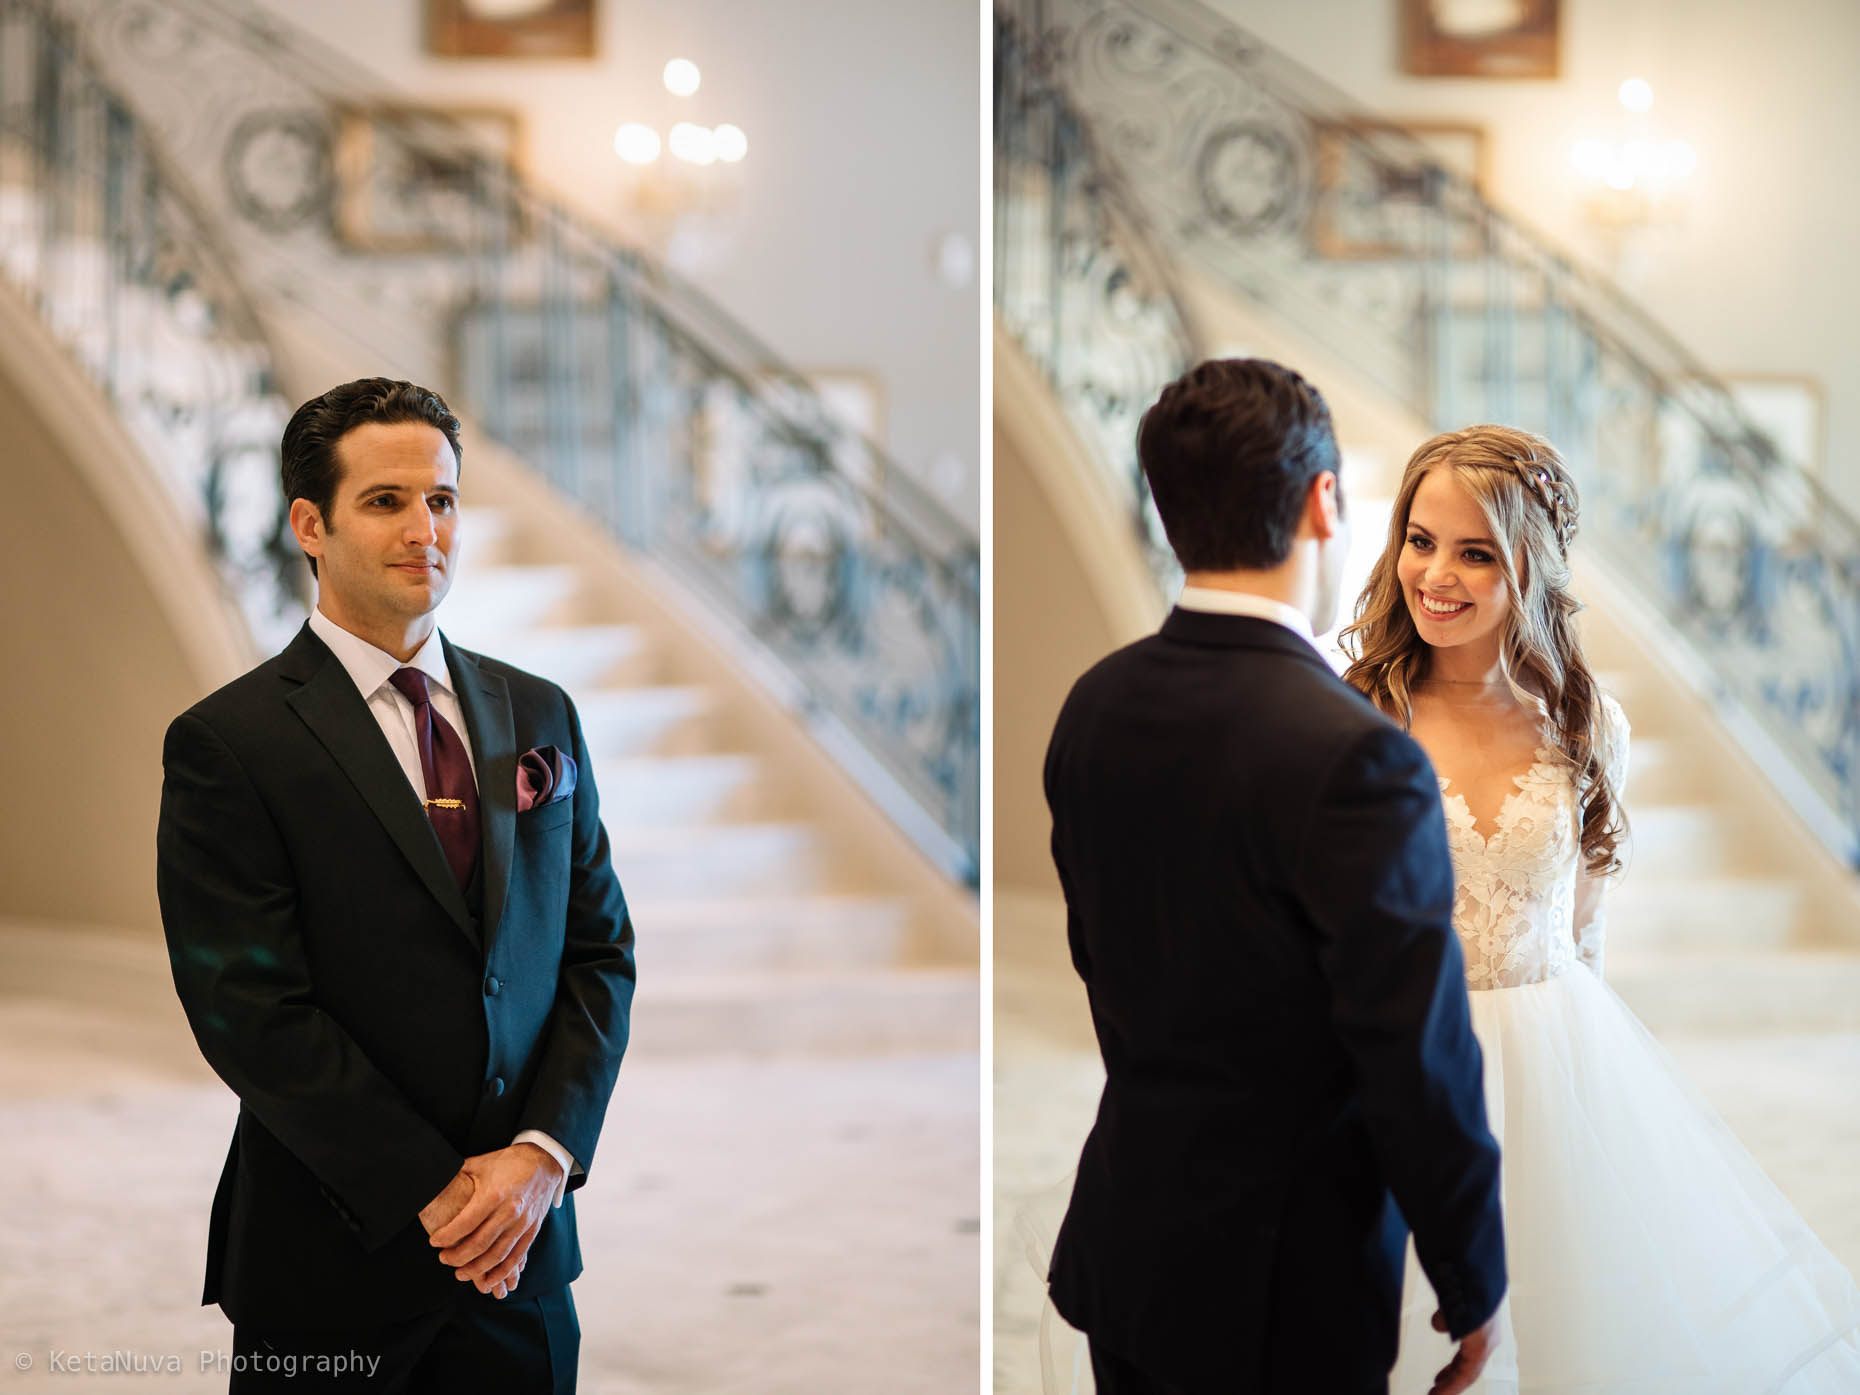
[1389,695,1860,1393]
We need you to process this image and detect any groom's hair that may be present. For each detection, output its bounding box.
[1137,359,1341,572]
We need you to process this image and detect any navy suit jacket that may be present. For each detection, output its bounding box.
[156,620,635,1328]
[1044,610,1505,1392]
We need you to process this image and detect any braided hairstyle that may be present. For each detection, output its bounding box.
[1340,425,1626,875]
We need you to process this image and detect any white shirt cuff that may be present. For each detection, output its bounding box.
[513,1129,579,1208]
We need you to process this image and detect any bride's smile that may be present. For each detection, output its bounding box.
[1417,588,1471,619]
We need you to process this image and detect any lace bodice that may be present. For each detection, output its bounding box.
[1439,695,1629,991]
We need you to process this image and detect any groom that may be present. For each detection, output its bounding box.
[1044,360,1505,1393]
[157,379,634,1392]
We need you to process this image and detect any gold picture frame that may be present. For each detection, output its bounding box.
[1311,119,1488,259]
[333,105,527,254]
[1401,0,1559,79]
[426,0,595,59]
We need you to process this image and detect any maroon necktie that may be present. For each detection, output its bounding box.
[389,668,481,893]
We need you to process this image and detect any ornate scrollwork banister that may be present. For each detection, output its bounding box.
[0,0,302,644]
[995,4,1194,586]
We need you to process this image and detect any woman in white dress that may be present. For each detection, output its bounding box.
[1342,425,1860,1393]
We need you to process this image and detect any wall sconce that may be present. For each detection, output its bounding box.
[1570,79,1696,235]
[613,57,749,257]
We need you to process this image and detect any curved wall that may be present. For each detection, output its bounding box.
[993,326,1165,894]
[0,288,252,933]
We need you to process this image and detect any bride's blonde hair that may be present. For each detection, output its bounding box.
[1340,425,1626,875]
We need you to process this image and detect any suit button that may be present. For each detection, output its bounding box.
[487,1076,505,1098]
[484,976,501,996]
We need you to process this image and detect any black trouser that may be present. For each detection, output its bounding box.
[227,1285,578,1394]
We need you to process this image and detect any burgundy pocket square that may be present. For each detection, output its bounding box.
[516,745,578,813]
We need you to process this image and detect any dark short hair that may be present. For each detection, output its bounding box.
[1137,358,1341,572]
[280,378,463,578]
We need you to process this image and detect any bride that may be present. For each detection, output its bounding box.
[1343,425,1860,1393]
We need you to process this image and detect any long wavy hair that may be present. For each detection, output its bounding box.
[1340,425,1626,875]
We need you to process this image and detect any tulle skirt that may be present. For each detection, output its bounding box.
[1389,964,1860,1394]
[1018,965,1860,1394]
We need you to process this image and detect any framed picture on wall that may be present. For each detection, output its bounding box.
[426,0,596,59]
[333,105,527,253]
[1311,119,1487,258]
[1401,0,1559,78]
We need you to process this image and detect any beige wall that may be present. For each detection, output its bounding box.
[992,325,1172,894]
[0,375,205,932]
[998,399,1179,894]
[994,422,1113,893]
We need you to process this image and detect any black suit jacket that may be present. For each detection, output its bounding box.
[1044,610,1505,1393]
[156,621,635,1328]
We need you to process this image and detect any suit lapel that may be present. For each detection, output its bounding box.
[281,624,477,942]
[446,638,516,954]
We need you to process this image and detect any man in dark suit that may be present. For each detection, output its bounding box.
[1043,360,1505,1394]
[157,379,634,1393]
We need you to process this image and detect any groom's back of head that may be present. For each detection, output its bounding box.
[1138,358,1340,572]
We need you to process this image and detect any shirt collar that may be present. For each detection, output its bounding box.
[1174,586,1318,649]
[307,607,454,701]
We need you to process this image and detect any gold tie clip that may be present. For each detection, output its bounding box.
[425,797,466,810]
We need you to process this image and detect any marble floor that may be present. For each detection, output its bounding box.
[993,890,1860,1395]
[0,921,980,1395]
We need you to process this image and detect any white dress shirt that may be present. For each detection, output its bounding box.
[307,607,576,1206]
[1175,585,1320,651]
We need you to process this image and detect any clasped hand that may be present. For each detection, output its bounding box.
[418,1143,563,1300]
[1427,1307,1499,1395]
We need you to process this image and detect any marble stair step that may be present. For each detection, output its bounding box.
[439,563,584,635]
[456,506,520,568]
[1625,803,1753,877]
[630,968,979,1057]
[1590,669,1651,719]
[446,624,654,691]
[1624,737,1716,804]
[577,686,716,758]
[609,822,838,900]
[1609,949,1860,1036]
[597,754,766,823]
[1606,876,1804,950]
[634,895,914,972]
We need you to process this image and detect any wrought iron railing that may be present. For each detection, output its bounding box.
[994,6,1192,584]
[996,0,1860,867]
[0,0,302,647]
[14,0,979,882]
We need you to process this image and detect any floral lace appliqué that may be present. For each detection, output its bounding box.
[1439,746,1581,991]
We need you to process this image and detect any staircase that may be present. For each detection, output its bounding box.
[1578,584,1860,1038]
[0,0,977,1055]
[994,0,1860,1043]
